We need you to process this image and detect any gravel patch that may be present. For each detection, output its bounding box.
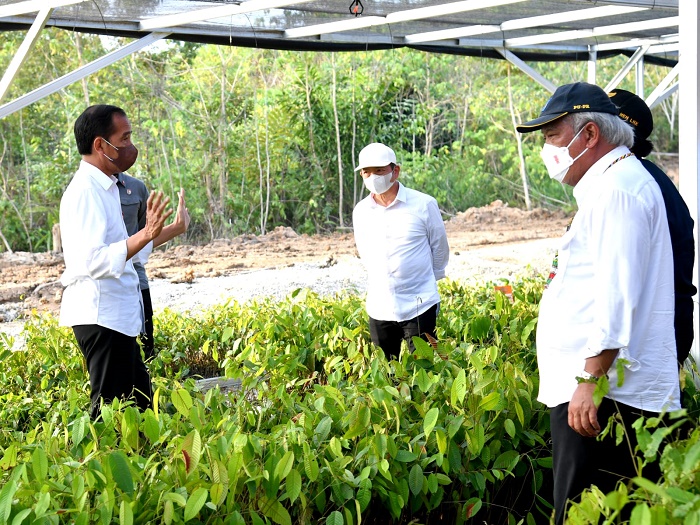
[1,237,559,348]
[149,237,558,314]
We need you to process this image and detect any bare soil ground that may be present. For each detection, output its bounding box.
[0,200,570,321]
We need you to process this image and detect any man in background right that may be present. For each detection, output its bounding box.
[609,88,696,366]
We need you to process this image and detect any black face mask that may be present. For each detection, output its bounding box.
[101,138,138,173]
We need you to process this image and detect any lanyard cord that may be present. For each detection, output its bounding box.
[604,152,635,172]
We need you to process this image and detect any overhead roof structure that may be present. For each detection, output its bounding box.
[0,0,682,119]
[0,0,680,57]
[0,0,698,357]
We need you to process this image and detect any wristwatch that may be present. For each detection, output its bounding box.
[575,370,603,384]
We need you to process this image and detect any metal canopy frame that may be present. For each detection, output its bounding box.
[0,0,682,116]
[0,0,697,359]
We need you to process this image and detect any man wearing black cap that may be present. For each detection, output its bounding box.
[609,88,696,367]
[517,82,680,524]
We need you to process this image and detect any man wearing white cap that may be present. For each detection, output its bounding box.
[352,142,450,360]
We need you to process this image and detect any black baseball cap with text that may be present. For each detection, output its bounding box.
[517,82,620,133]
[608,88,653,140]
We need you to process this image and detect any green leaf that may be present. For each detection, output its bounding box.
[11,508,32,525]
[409,464,424,495]
[464,497,482,519]
[447,416,464,439]
[181,430,202,475]
[109,452,134,496]
[258,495,292,525]
[465,424,485,456]
[493,450,520,471]
[163,500,174,525]
[629,503,651,524]
[163,492,188,507]
[470,316,491,340]
[504,418,516,438]
[210,483,225,507]
[416,368,431,393]
[315,416,332,442]
[632,476,665,496]
[435,473,452,485]
[412,337,434,360]
[119,500,133,525]
[286,469,302,503]
[329,437,343,458]
[436,428,447,455]
[514,402,525,426]
[303,444,319,481]
[395,450,419,462]
[424,407,439,437]
[593,375,610,407]
[143,411,160,444]
[35,491,50,518]
[356,479,372,512]
[450,368,467,406]
[31,447,48,481]
[274,451,294,481]
[171,389,194,417]
[184,487,208,521]
[520,319,537,346]
[326,511,344,525]
[72,415,88,446]
[479,391,502,411]
[0,478,18,523]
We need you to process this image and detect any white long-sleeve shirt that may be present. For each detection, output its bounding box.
[59,160,142,336]
[536,146,680,412]
[353,182,450,321]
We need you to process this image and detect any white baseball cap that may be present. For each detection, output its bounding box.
[355,143,398,171]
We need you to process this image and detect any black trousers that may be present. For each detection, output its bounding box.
[141,288,155,360]
[550,398,662,524]
[369,303,438,359]
[73,324,153,419]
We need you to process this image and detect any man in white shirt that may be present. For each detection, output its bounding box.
[352,142,450,359]
[60,105,172,419]
[517,83,680,524]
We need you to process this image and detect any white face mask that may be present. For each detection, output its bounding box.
[540,126,588,183]
[363,171,395,195]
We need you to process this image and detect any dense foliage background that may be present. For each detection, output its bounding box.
[0,30,680,251]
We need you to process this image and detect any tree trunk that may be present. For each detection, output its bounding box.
[331,54,345,228]
[507,65,531,211]
[74,32,91,106]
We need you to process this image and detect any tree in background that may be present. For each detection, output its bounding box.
[0,31,679,251]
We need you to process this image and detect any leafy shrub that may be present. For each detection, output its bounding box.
[1,279,696,524]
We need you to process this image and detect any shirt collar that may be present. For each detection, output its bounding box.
[78,159,117,190]
[370,181,405,208]
[573,145,631,204]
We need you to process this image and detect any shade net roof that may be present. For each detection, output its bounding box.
[0,0,679,67]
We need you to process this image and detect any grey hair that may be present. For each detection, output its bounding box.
[568,112,634,149]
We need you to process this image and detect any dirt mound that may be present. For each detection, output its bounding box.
[445,200,568,232]
[0,203,570,322]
